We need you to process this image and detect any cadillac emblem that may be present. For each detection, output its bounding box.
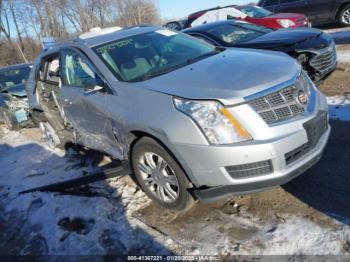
[297,89,309,105]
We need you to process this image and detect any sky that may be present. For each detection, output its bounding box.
[157,0,256,20]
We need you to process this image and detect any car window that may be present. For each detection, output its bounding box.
[0,66,31,90]
[238,6,273,18]
[264,0,279,5]
[205,22,273,46]
[93,30,218,82]
[280,0,300,3]
[40,57,60,85]
[190,34,217,45]
[61,49,97,89]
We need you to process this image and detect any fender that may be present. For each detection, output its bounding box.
[335,1,350,20]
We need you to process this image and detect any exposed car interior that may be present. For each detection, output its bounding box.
[36,55,67,132]
[94,31,217,82]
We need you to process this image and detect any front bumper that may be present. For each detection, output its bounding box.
[173,109,330,202]
[193,150,324,203]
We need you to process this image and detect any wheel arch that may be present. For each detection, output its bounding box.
[129,130,199,188]
[335,2,350,20]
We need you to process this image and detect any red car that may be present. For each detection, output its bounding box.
[186,5,310,30]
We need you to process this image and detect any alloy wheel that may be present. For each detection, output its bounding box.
[137,152,180,203]
[342,9,350,25]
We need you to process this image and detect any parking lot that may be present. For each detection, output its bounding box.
[0,28,349,256]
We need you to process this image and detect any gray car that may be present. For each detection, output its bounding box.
[26,26,330,210]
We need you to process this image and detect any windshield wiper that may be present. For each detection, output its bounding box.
[131,66,182,82]
[186,49,223,64]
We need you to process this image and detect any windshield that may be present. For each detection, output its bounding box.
[0,66,31,90]
[93,30,218,82]
[238,6,273,18]
[206,22,273,46]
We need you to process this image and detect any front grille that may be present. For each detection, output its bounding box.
[248,77,309,125]
[309,45,337,76]
[225,160,273,179]
[285,111,328,165]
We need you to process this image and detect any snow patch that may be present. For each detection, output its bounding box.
[337,50,350,63]
[327,96,350,121]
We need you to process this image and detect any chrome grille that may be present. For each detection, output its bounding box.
[248,75,310,125]
[309,45,337,75]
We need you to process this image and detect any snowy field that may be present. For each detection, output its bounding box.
[0,95,349,256]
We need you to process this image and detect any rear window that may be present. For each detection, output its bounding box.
[238,6,273,18]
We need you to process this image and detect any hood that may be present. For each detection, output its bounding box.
[0,83,27,98]
[236,28,323,49]
[264,13,306,20]
[133,49,299,105]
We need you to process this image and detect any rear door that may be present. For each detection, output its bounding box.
[278,0,308,14]
[59,48,123,157]
[259,0,280,12]
[303,0,336,24]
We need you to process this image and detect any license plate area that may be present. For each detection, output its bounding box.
[303,111,328,149]
[285,111,328,165]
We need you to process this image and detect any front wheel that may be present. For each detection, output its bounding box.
[339,4,350,26]
[131,137,196,211]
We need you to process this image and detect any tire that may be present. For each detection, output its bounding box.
[3,109,18,131]
[339,4,350,26]
[165,22,182,31]
[131,137,196,211]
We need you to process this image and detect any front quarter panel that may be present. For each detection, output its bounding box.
[105,81,209,185]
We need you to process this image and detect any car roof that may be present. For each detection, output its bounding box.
[188,5,237,18]
[0,63,32,72]
[38,25,161,59]
[183,20,244,33]
[72,25,159,48]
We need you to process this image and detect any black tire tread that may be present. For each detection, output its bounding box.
[131,136,196,211]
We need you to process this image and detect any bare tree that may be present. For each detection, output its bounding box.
[0,0,161,65]
[115,0,160,27]
[0,0,28,62]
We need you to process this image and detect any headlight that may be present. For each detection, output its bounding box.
[277,19,296,28]
[173,98,252,145]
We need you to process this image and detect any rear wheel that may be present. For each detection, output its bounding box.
[165,21,182,31]
[339,4,350,26]
[131,137,196,211]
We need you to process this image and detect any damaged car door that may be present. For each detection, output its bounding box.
[59,48,123,158]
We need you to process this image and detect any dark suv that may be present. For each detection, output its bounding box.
[258,0,350,26]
